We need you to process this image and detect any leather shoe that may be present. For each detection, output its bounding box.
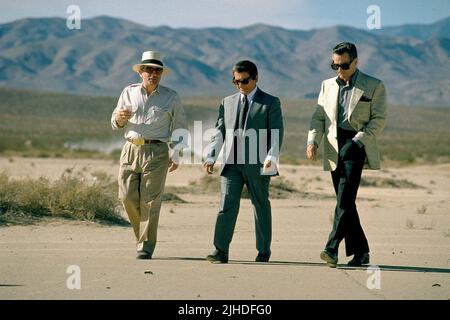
[206,249,228,263]
[255,252,271,262]
[136,250,152,260]
[320,250,338,268]
[347,253,370,266]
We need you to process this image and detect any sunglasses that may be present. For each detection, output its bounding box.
[330,59,354,70]
[232,76,253,85]
[140,66,163,74]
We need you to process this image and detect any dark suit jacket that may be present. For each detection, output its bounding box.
[206,88,284,176]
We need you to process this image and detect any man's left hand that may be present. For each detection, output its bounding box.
[339,141,359,161]
[168,159,179,172]
[263,160,276,174]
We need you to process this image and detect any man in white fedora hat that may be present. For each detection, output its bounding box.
[111,51,187,259]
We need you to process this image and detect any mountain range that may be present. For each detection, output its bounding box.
[0,16,449,106]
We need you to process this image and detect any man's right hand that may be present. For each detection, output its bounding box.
[115,108,133,126]
[203,162,214,174]
[306,144,317,161]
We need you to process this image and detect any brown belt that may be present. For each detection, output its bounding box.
[127,138,163,145]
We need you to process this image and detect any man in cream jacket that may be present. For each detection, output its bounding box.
[307,42,387,267]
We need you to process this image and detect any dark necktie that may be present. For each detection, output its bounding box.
[238,95,249,130]
[233,95,249,164]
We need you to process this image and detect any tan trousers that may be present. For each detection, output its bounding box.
[118,141,169,255]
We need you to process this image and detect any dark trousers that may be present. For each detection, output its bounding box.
[213,164,272,255]
[325,128,369,257]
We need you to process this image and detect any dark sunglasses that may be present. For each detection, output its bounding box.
[140,66,163,74]
[330,59,354,70]
[232,76,253,85]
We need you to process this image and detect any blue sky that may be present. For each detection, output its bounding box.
[1,0,449,29]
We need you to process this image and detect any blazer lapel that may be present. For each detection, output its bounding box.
[326,80,339,125]
[348,72,366,118]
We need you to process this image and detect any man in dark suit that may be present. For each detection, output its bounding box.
[307,42,387,267]
[204,60,284,263]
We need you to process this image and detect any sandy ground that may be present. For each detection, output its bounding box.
[0,156,449,300]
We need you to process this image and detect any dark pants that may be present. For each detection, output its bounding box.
[213,164,272,255]
[325,128,369,257]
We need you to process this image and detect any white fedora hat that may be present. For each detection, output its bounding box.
[132,51,170,74]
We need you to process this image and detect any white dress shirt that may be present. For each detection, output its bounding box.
[111,83,187,162]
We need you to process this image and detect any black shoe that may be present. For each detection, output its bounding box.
[347,253,370,266]
[206,249,228,263]
[255,252,271,262]
[136,250,152,260]
[320,250,338,268]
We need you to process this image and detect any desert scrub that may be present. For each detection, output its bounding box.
[0,172,127,225]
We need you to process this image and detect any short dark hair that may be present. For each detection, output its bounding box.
[232,60,258,79]
[333,42,358,60]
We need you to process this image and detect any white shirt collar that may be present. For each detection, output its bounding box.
[241,86,258,104]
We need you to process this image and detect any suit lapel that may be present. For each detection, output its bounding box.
[225,93,240,129]
[326,80,339,125]
[246,88,264,129]
[348,72,366,118]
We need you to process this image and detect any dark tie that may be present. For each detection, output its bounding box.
[238,95,249,130]
[233,95,249,164]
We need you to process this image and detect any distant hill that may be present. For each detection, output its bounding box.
[0,16,449,106]
[374,17,450,40]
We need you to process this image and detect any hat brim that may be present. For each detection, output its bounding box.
[132,63,171,75]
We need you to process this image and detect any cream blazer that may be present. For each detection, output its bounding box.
[308,71,387,170]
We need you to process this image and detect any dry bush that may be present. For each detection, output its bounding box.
[405,218,415,229]
[162,193,187,203]
[360,177,422,189]
[0,171,127,226]
[416,205,427,215]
